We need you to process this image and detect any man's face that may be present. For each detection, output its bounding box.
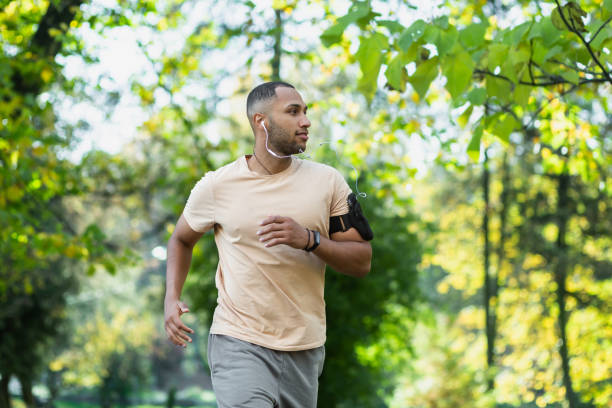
[265,87,311,155]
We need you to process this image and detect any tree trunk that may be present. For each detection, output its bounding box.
[12,0,85,100]
[31,0,86,57]
[0,373,11,408]
[555,172,579,408]
[17,375,35,408]
[483,148,495,391]
[271,9,283,81]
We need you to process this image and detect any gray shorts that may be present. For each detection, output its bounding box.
[207,333,325,408]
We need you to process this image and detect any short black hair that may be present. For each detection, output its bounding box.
[246,81,295,122]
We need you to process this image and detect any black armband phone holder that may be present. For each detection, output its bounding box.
[329,193,373,241]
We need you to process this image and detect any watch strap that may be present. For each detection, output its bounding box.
[306,230,320,252]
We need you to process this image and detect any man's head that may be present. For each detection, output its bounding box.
[246,81,311,156]
[246,81,295,127]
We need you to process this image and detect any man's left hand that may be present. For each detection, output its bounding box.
[257,215,309,249]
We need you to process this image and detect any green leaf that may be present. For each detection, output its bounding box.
[408,56,439,99]
[434,26,458,57]
[385,53,409,92]
[514,84,531,107]
[566,2,587,31]
[531,39,548,65]
[491,113,518,143]
[590,26,612,50]
[467,124,483,161]
[434,15,449,30]
[457,105,473,128]
[356,33,388,101]
[399,20,427,50]
[320,2,372,46]
[487,43,510,72]
[321,18,351,47]
[423,25,440,43]
[560,70,580,85]
[551,7,567,30]
[528,17,562,47]
[502,45,529,84]
[378,20,405,34]
[509,44,530,65]
[443,51,475,99]
[510,22,532,45]
[543,45,563,62]
[486,77,512,103]
[459,22,488,49]
[551,3,587,32]
[467,87,487,106]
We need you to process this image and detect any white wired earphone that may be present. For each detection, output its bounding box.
[259,118,366,198]
[260,119,304,159]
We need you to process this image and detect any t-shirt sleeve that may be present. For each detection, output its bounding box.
[330,169,352,217]
[183,172,216,233]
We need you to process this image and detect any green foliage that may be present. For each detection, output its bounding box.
[321,169,421,406]
[323,0,612,155]
[0,0,141,405]
[356,33,388,101]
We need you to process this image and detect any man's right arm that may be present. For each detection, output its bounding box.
[164,214,205,348]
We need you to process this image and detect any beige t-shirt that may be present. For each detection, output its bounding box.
[183,155,351,351]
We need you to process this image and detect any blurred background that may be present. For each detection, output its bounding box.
[1,0,611,407]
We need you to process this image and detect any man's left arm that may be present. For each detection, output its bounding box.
[257,216,371,278]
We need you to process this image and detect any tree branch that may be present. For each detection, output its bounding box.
[474,69,608,86]
[566,290,611,312]
[589,16,612,45]
[553,0,612,84]
[550,59,602,75]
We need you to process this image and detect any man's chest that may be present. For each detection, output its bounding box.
[214,180,332,239]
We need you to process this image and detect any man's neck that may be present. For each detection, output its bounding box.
[250,145,292,175]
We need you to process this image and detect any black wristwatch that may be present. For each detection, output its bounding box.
[306,230,320,252]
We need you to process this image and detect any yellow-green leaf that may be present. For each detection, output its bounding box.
[408,57,439,99]
[385,53,408,92]
[443,51,475,99]
[356,33,388,101]
[467,124,483,161]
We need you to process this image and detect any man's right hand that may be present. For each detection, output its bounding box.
[164,299,194,348]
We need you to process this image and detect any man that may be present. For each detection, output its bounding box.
[164,81,372,407]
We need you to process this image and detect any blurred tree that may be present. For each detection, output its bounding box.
[411,128,611,407]
[52,306,155,407]
[0,0,148,405]
[320,0,611,406]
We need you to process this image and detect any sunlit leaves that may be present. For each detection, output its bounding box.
[486,112,519,144]
[443,51,475,99]
[385,52,409,92]
[551,1,588,33]
[320,1,372,47]
[434,25,459,57]
[355,32,387,101]
[467,87,486,106]
[408,56,439,99]
[527,16,563,47]
[459,21,488,49]
[398,19,426,50]
[467,123,483,161]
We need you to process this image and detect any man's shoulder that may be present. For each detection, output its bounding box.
[297,158,342,176]
[201,156,244,181]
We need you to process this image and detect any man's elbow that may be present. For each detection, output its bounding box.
[355,246,372,278]
[355,263,371,278]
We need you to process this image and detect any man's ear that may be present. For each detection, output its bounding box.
[253,113,264,127]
